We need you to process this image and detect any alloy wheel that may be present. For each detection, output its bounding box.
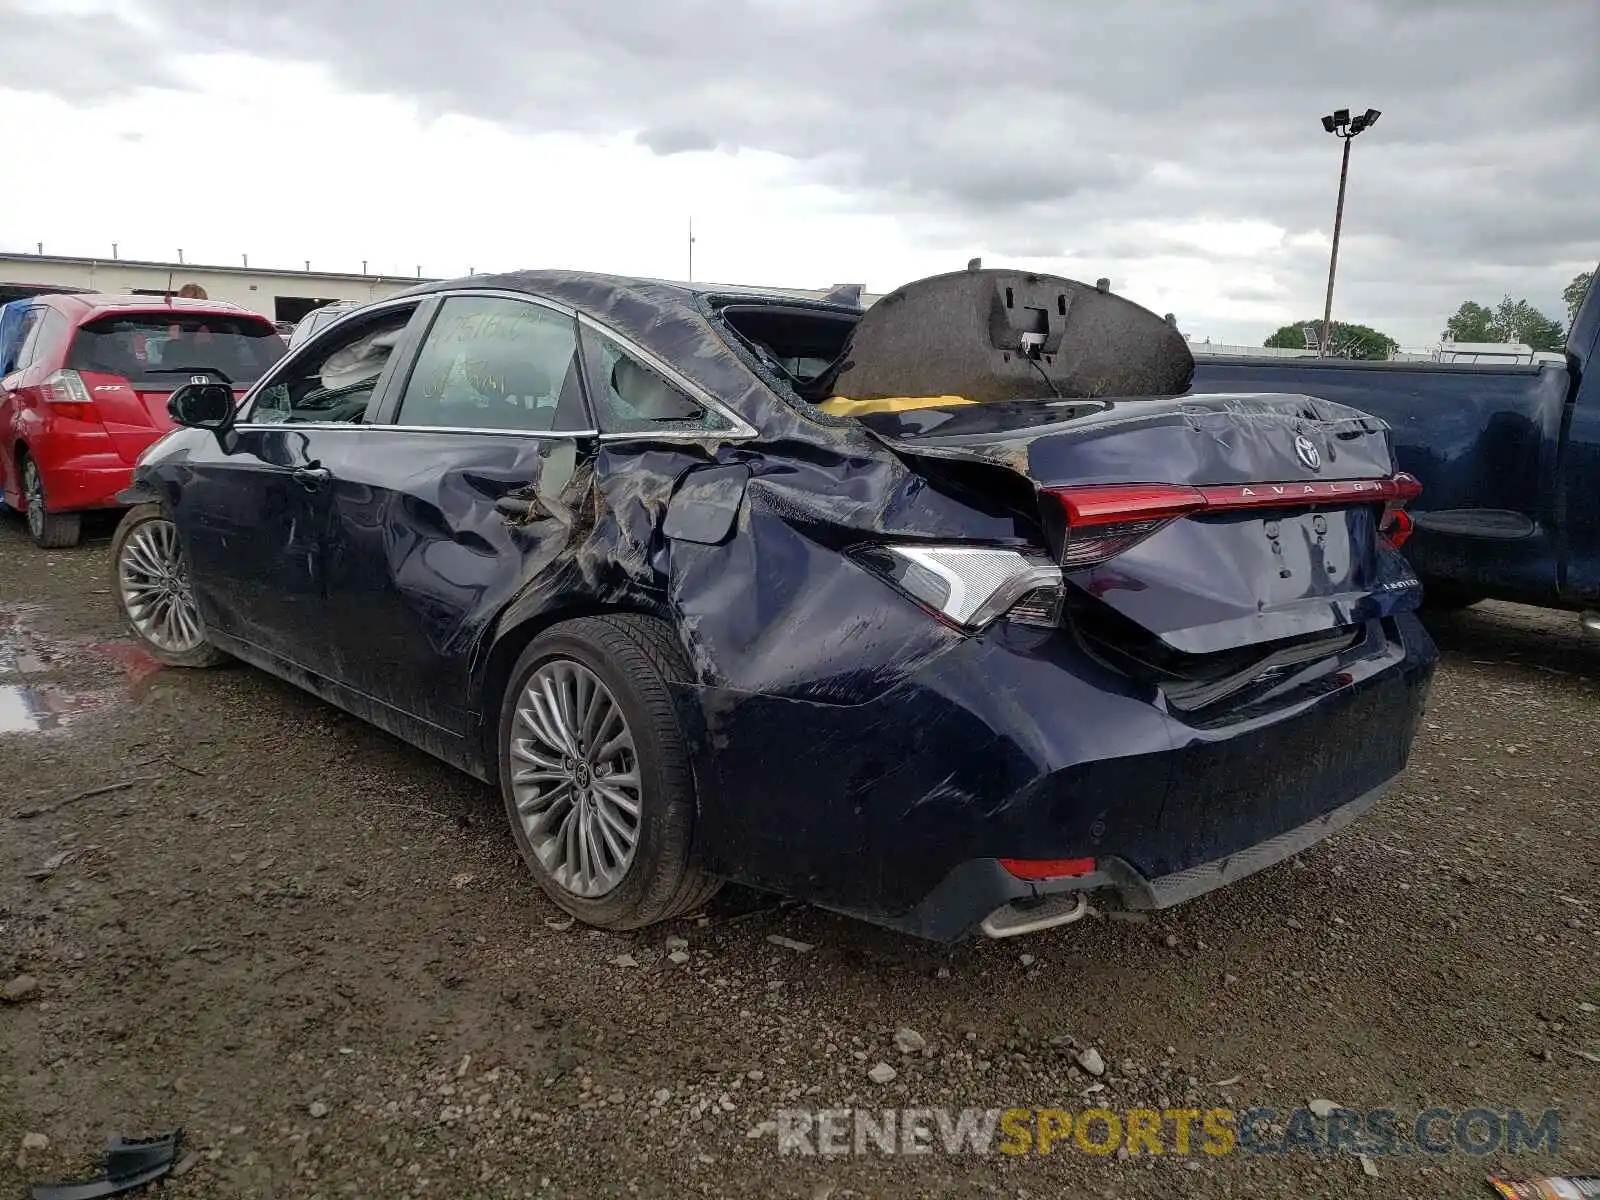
[508,659,642,898]
[118,518,207,654]
[22,459,44,540]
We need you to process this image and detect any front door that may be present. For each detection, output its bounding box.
[171,302,423,672]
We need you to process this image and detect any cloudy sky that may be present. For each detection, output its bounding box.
[4,0,1596,346]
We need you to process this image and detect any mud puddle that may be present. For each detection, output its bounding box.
[0,602,162,733]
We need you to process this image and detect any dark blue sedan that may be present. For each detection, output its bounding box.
[112,268,1436,940]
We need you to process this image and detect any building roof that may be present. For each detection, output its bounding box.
[0,250,427,285]
[49,293,257,316]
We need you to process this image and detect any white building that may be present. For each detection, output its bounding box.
[0,251,429,324]
[0,251,881,325]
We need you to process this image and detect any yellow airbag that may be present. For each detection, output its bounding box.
[816,395,977,417]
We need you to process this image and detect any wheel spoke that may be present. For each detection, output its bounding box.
[116,518,205,654]
[594,780,640,818]
[124,536,162,578]
[580,688,610,750]
[519,779,572,816]
[593,798,636,853]
[516,700,566,757]
[538,675,578,755]
[510,739,563,770]
[593,727,631,765]
[508,659,644,900]
[557,667,583,749]
[512,767,567,786]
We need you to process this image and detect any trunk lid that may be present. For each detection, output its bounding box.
[859,391,1415,658]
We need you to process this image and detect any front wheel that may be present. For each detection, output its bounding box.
[498,615,719,930]
[111,504,229,668]
[20,454,81,549]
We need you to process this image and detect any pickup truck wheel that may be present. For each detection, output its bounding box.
[111,504,229,668]
[20,454,81,549]
[498,615,719,930]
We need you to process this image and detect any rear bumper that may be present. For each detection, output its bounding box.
[892,778,1391,941]
[40,456,136,511]
[693,609,1436,942]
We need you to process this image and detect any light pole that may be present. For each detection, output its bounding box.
[1318,106,1380,357]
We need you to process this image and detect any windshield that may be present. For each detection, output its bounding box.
[67,312,287,387]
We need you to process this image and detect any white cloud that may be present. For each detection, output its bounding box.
[2,0,1596,348]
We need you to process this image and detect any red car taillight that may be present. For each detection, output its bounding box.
[1052,484,1208,568]
[1378,473,1423,549]
[39,370,100,423]
[1048,473,1424,568]
[1000,856,1097,881]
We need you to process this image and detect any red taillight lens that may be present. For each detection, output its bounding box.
[1379,474,1422,548]
[1000,856,1097,881]
[1052,484,1205,569]
[1050,473,1424,569]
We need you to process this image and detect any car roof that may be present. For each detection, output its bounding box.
[33,293,266,322]
[400,269,858,389]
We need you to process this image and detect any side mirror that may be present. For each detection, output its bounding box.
[167,382,235,429]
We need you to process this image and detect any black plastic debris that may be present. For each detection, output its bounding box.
[30,1130,182,1200]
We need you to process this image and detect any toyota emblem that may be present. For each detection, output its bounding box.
[1294,434,1322,472]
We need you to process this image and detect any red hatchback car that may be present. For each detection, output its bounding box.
[0,294,285,546]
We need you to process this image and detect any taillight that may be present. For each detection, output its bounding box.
[1049,473,1425,569]
[1000,856,1096,881]
[854,545,1064,631]
[1379,473,1422,548]
[39,370,99,422]
[1053,484,1206,568]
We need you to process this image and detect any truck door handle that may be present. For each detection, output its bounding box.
[292,466,331,491]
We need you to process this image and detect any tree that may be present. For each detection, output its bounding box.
[1564,270,1594,328]
[1264,319,1398,360]
[1443,301,1495,343]
[1491,296,1566,352]
[1443,295,1566,352]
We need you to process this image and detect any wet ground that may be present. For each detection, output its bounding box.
[0,510,1595,1199]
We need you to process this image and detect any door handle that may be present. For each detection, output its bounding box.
[292,466,331,491]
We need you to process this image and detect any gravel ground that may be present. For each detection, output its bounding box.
[0,511,1595,1199]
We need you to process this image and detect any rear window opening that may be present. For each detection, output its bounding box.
[68,313,286,388]
[715,303,857,393]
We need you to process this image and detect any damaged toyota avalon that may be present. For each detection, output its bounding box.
[111,267,1436,941]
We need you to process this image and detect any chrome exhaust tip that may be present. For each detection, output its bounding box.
[980,891,1090,938]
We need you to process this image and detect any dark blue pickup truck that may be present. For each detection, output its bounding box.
[1192,270,1600,630]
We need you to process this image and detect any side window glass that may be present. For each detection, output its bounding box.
[585,326,729,435]
[26,311,69,368]
[249,307,414,424]
[6,308,44,373]
[394,296,586,432]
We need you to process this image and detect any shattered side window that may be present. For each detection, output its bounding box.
[584,327,731,436]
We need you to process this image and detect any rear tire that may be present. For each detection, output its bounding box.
[498,614,719,930]
[20,453,81,549]
[112,504,229,668]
